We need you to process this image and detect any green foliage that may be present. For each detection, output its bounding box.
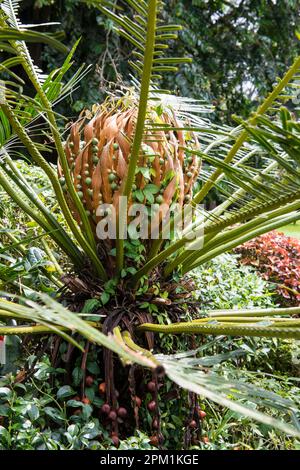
[0,358,154,450]
[0,0,300,441]
[193,253,275,310]
[21,0,300,121]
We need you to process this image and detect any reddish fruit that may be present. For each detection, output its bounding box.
[189,420,197,429]
[147,381,156,393]
[85,376,94,387]
[198,410,206,420]
[82,397,91,405]
[101,403,111,415]
[202,436,209,444]
[150,435,159,447]
[111,435,119,447]
[152,418,159,429]
[73,409,82,416]
[98,382,106,394]
[108,410,117,421]
[147,400,156,412]
[134,396,142,408]
[117,407,127,419]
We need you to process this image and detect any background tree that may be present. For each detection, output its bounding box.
[20,0,300,121]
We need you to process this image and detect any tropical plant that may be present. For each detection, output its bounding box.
[0,0,300,444]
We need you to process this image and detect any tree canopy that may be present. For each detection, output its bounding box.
[20,0,300,122]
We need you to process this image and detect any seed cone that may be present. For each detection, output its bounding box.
[59,98,201,246]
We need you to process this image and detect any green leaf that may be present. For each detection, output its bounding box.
[0,387,12,400]
[134,189,145,203]
[82,299,101,313]
[100,291,110,305]
[57,385,75,400]
[44,406,66,424]
[0,426,11,445]
[72,367,84,387]
[86,362,100,375]
[26,403,39,421]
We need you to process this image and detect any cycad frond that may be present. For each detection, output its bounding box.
[86,0,190,88]
[0,0,47,85]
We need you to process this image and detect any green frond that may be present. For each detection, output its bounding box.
[0,293,157,368]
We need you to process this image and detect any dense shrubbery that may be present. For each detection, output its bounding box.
[193,254,275,311]
[1,253,299,450]
[235,231,300,306]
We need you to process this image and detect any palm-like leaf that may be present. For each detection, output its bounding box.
[0,0,300,438]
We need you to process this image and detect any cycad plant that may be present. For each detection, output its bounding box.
[0,0,300,443]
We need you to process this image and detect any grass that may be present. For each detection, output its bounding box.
[279,221,300,240]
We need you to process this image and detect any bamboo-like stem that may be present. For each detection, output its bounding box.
[208,161,278,221]
[116,0,158,275]
[0,321,101,336]
[41,238,64,276]
[131,193,300,285]
[0,166,78,261]
[203,306,300,318]
[146,57,300,262]
[1,154,81,262]
[1,104,107,279]
[122,330,160,365]
[181,210,300,273]
[0,13,106,277]
[2,32,97,254]
[137,321,300,339]
[165,199,300,276]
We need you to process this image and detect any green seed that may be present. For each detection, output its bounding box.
[188,156,193,164]
[111,182,118,191]
[184,195,191,202]
[132,184,137,191]
[76,175,82,180]
[92,145,98,153]
[93,156,99,164]
[85,163,89,168]
[85,177,92,185]
[109,173,116,182]
[59,177,66,186]
[187,172,193,178]
[84,170,90,176]
[159,158,164,165]
[86,210,91,216]
[69,141,74,148]
[156,195,163,204]
[76,184,82,190]
[92,138,99,145]
[113,143,119,150]
[88,189,93,196]
[77,191,83,199]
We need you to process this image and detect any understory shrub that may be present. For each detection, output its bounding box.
[235,231,300,306]
[193,253,276,311]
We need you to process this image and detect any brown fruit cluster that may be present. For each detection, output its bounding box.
[59,99,201,242]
